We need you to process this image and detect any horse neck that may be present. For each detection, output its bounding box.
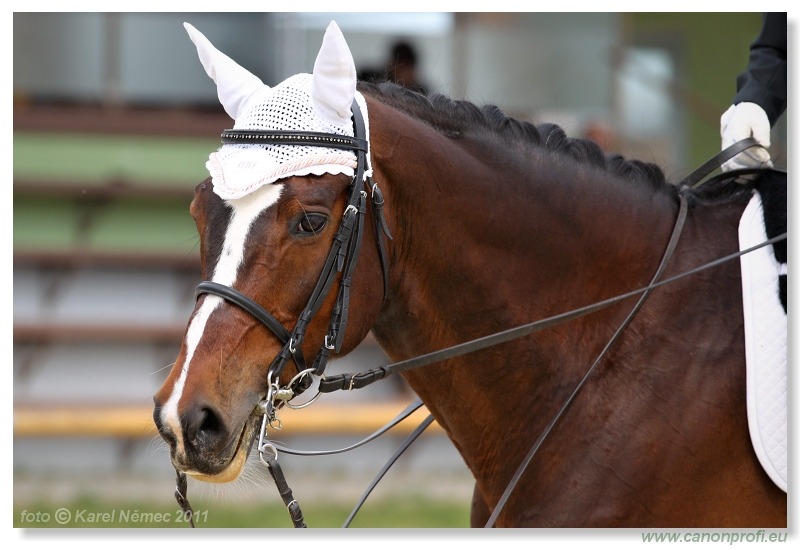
[365,99,688,479]
[368,101,679,373]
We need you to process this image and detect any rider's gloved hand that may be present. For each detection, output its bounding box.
[720,102,773,172]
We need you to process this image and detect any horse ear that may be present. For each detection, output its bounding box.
[312,21,356,126]
[183,22,266,120]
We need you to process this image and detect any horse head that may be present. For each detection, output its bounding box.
[153,22,386,482]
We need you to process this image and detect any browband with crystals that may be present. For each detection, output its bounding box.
[220,129,368,152]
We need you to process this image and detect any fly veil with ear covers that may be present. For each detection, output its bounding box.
[176,20,391,528]
[184,21,372,200]
[184,18,391,390]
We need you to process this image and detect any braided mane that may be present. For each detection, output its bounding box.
[359,81,677,196]
[359,81,759,204]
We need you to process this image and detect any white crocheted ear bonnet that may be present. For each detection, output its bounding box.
[185,21,370,200]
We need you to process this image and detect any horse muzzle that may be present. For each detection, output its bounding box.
[153,402,259,483]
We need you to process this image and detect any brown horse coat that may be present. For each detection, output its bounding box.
[154,23,786,527]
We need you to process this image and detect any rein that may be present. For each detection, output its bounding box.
[174,119,785,527]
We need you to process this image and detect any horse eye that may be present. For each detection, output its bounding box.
[294,213,327,235]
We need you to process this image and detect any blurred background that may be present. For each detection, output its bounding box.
[12,12,787,528]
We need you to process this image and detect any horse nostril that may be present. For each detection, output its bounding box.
[184,403,229,450]
[198,407,221,434]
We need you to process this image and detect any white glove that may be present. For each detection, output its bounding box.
[720,102,773,172]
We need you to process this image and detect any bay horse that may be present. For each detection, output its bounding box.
[153,22,787,527]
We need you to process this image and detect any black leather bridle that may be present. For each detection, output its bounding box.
[196,99,391,407]
[175,100,391,528]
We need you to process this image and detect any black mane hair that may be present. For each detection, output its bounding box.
[358,80,756,204]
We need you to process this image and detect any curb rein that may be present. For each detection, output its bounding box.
[173,123,785,527]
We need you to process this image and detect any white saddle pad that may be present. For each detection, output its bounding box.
[739,190,787,493]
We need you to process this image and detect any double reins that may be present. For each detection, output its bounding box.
[175,112,785,528]
[317,138,779,394]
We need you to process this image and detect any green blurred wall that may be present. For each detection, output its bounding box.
[627,13,770,167]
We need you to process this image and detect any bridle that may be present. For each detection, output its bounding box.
[197,98,392,418]
[180,98,391,527]
[174,107,785,527]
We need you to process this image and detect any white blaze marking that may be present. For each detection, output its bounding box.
[161,184,284,446]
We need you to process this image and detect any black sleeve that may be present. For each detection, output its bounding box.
[732,12,787,126]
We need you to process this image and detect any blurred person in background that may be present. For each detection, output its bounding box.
[359,40,429,95]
